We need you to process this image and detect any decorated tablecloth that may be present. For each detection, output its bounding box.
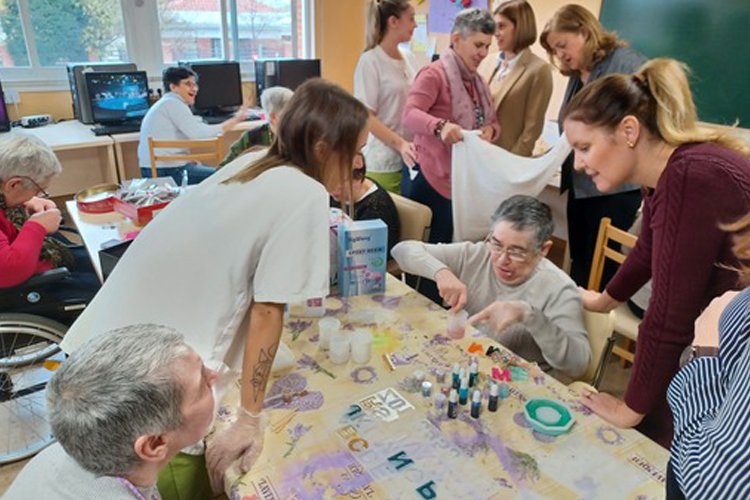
[212,276,668,500]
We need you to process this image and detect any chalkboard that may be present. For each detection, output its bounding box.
[600,0,750,126]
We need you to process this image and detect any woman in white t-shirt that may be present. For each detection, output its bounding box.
[354,0,418,194]
[60,79,370,493]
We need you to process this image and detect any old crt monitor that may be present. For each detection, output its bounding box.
[254,59,321,98]
[85,71,150,124]
[179,60,242,117]
[67,62,137,124]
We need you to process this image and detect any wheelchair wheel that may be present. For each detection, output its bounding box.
[0,313,66,464]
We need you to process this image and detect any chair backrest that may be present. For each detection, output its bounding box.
[389,192,433,243]
[582,309,615,383]
[148,136,225,179]
[587,217,638,292]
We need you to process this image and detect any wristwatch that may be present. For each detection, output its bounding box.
[679,345,719,368]
[434,120,447,138]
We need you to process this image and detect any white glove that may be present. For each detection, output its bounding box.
[206,407,269,492]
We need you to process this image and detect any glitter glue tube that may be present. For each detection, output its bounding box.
[469,362,479,387]
[471,390,481,419]
[452,363,460,387]
[448,389,458,419]
[435,392,447,410]
[421,381,433,398]
[488,383,499,412]
[459,377,469,405]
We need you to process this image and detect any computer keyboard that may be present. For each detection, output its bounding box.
[201,112,262,124]
[91,123,142,136]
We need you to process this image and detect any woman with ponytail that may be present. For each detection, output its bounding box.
[564,58,750,448]
[354,0,418,194]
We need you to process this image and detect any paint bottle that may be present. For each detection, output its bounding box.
[469,362,479,387]
[448,389,458,419]
[471,390,482,419]
[421,381,433,398]
[498,383,510,399]
[451,363,460,388]
[459,377,469,405]
[413,370,425,383]
[435,369,446,384]
[488,383,499,412]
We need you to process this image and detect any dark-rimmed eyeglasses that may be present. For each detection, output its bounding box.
[21,176,50,199]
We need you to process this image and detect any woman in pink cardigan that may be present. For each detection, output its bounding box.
[403,8,499,245]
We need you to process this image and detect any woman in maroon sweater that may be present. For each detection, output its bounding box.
[563,58,750,447]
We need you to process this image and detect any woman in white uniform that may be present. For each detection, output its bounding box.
[354,0,418,194]
[60,79,370,496]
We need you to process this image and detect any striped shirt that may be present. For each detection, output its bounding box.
[668,286,750,499]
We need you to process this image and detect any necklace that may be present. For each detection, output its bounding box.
[116,477,161,500]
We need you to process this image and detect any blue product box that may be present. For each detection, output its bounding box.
[337,219,387,297]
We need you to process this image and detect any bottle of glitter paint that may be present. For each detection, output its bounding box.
[469,362,479,387]
[459,377,469,405]
[451,363,461,389]
[498,383,510,399]
[435,392,447,410]
[471,390,481,419]
[448,389,458,419]
[421,381,433,398]
[488,383,499,412]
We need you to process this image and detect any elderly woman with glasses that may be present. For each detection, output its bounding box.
[330,153,400,254]
[392,195,590,378]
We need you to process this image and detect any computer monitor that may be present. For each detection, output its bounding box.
[254,59,321,100]
[180,60,242,116]
[85,71,150,124]
[0,81,10,133]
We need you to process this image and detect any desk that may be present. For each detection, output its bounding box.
[65,200,140,282]
[111,119,265,181]
[213,277,668,499]
[2,121,118,197]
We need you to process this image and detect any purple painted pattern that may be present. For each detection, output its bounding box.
[297,354,336,379]
[288,320,313,341]
[391,353,419,366]
[372,294,402,310]
[596,426,625,446]
[266,372,325,411]
[284,423,313,457]
[350,366,378,384]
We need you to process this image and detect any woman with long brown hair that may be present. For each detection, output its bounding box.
[541,4,646,287]
[60,78,370,496]
[564,58,750,447]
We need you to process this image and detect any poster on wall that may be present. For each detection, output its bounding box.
[427,0,490,34]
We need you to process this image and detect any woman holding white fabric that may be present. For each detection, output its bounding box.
[60,79,370,498]
[355,0,418,194]
[403,8,499,245]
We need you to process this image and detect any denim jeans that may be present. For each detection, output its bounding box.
[140,164,216,186]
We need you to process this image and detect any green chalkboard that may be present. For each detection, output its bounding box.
[600,0,750,126]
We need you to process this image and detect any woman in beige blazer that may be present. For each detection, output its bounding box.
[479,0,553,157]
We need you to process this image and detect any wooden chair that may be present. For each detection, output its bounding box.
[587,217,641,379]
[147,136,225,179]
[386,192,433,277]
[580,309,616,389]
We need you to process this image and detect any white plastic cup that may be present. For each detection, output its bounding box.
[329,331,351,365]
[318,317,341,351]
[351,329,373,364]
[447,310,469,340]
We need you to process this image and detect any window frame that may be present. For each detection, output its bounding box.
[0,0,316,91]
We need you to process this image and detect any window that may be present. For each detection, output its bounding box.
[0,0,127,69]
[0,0,313,87]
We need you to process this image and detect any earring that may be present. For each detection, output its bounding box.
[627,141,635,148]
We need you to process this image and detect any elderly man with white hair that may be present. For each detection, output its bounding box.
[220,86,294,166]
[5,324,218,499]
[392,195,590,378]
[0,133,98,297]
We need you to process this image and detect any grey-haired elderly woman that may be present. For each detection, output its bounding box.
[0,133,98,297]
[391,195,590,378]
[220,86,294,166]
[402,8,499,245]
[6,324,218,499]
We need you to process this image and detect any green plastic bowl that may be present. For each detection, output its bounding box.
[524,399,575,436]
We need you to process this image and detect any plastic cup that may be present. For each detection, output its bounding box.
[329,331,351,365]
[318,317,341,350]
[447,310,469,339]
[351,329,373,364]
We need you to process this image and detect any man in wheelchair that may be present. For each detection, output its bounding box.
[0,133,99,326]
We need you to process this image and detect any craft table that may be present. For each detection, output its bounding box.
[212,276,668,499]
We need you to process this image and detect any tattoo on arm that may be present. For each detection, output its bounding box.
[250,342,279,403]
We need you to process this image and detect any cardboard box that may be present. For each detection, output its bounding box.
[337,219,387,297]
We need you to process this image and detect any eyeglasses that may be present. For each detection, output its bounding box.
[21,176,50,199]
[352,153,367,181]
[485,234,534,263]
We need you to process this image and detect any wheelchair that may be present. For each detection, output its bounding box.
[0,266,91,464]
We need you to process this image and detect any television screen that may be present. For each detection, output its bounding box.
[85,71,150,124]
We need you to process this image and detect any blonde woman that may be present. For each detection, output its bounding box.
[354,0,418,194]
[479,0,552,157]
[541,4,646,286]
[564,58,750,448]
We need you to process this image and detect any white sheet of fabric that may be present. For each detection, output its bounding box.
[451,130,572,242]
